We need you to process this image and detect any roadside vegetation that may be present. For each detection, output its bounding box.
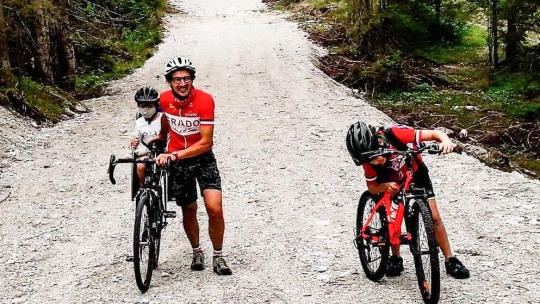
[265,0,540,178]
[0,0,167,123]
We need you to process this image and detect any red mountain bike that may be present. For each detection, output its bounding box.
[355,143,461,304]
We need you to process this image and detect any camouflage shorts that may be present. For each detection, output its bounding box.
[170,151,222,206]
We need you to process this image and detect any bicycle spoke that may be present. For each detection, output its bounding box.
[356,191,389,282]
[409,199,440,304]
[133,197,154,293]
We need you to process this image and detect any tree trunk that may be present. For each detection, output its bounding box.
[433,0,441,29]
[505,12,518,68]
[491,0,499,69]
[52,0,76,91]
[0,0,13,87]
[32,0,54,84]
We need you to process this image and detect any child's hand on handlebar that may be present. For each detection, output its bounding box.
[438,140,456,155]
[383,182,400,195]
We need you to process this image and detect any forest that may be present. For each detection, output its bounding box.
[0,0,539,176]
[0,0,166,122]
[265,0,540,177]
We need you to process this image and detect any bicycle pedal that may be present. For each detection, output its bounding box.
[163,211,176,218]
[126,255,134,262]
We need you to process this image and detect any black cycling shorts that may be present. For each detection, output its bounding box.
[413,162,435,199]
[170,151,222,206]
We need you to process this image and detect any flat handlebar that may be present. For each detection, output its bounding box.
[360,143,463,161]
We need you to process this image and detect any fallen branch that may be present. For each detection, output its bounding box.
[0,191,11,203]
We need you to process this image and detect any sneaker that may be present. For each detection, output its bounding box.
[386,254,404,277]
[445,257,470,279]
[190,251,205,271]
[213,256,233,275]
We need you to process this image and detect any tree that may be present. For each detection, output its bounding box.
[31,0,54,84]
[0,0,13,87]
[52,0,76,91]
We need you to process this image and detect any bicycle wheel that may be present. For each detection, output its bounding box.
[407,199,440,304]
[356,191,390,281]
[133,194,155,293]
[152,197,165,269]
[152,215,162,270]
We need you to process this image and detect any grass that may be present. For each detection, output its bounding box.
[272,0,540,178]
[415,25,488,64]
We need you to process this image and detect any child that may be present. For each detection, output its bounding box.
[130,86,168,187]
[346,121,470,279]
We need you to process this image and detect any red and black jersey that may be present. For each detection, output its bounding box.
[160,87,215,152]
[362,125,425,185]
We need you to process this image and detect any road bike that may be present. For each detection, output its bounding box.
[354,143,462,304]
[107,142,176,293]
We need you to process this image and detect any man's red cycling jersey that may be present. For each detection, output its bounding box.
[362,125,424,185]
[160,87,215,152]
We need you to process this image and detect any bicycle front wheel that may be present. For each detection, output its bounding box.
[133,194,155,293]
[152,223,161,270]
[356,191,389,282]
[408,199,440,304]
[152,198,164,270]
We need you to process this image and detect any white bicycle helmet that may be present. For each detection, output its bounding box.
[165,57,196,78]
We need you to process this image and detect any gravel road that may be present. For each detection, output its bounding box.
[1,0,539,303]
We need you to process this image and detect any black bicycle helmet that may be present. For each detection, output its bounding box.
[134,86,160,104]
[346,121,377,165]
[164,57,196,80]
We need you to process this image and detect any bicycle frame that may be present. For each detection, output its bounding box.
[360,173,412,247]
[359,146,433,247]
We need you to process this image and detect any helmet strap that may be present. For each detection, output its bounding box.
[376,130,389,149]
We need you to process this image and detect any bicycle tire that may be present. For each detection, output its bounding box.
[133,194,155,293]
[152,196,165,269]
[356,191,390,282]
[152,215,162,270]
[407,199,440,304]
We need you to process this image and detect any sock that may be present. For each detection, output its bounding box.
[192,246,202,254]
[213,249,223,258]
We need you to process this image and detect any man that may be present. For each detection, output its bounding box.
[346,121,469,279]
[155,57,232,275]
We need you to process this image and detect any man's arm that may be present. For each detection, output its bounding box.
[158,113,170,140]
[172,125,214,159]
[155,125,213,166]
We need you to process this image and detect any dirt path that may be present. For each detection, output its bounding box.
[1,1,539,303]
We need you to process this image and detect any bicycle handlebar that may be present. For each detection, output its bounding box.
[360,143,464,161]
[107,154,161,185]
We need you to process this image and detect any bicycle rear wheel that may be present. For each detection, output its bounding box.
[356,191,389,281]
[408,199,440,304]
[133,194,155,293]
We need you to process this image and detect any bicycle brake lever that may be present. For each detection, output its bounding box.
[166,157,172,172]
[454,143,464,154]
[108,154,117,185]
[427,144,441,155]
